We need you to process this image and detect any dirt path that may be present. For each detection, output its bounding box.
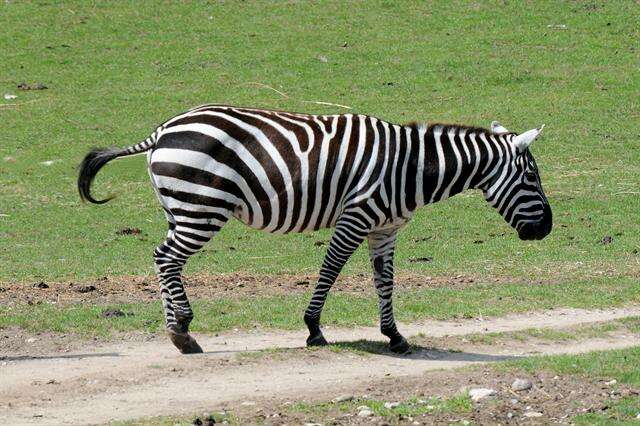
[2,306,639,425]
[0,271,497,307]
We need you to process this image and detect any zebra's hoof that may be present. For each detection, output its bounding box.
[389,336,411,354]
[169,332,204,354]
[306,333,328,347]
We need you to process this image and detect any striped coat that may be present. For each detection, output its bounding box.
[79,104,552,354]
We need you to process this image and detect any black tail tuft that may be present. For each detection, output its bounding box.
[77,148,123,204]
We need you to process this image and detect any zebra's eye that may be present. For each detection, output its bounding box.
[524,171,537,181]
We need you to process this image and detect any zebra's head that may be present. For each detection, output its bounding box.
[482,122,552,241]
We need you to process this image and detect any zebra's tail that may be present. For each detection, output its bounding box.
[78,134,157,204]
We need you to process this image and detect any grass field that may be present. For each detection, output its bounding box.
[1,0,638,285]
[2,276,638,335]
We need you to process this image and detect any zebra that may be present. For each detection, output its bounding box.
[78,105,552,354]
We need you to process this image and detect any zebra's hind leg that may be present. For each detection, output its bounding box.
[368,228,410,354]
[304,215,368,346]
[154,216,227,354]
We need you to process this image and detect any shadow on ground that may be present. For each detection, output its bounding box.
[331,339,518,362]
[0,352,120,362]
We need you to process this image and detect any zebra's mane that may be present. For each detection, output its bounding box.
[406,122,494,136]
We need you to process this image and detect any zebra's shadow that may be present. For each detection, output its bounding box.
[329,339,518,362]
[0,352,120,362]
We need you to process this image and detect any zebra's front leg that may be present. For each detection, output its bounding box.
[154,234,203,354]
[304,217,368,346]
[368,229,409,354]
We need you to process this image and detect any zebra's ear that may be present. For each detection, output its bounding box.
[513,125,545,152]
[490,121,510,134]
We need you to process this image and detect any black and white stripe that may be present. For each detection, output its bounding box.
[78,105,552,354]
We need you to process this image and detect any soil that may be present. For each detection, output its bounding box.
[1,306,639,425]
[235,369,637,425]
[0,272,522,307]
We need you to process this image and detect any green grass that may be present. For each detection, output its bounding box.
[574,398,640,426]
[504,346,640,425]
[1,1,639,283]
[619,317,640,333]
[2,276,637,336]
[465,318,634,345]
[505,346,640,387]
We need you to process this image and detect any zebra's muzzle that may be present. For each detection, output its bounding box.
[517,205,552,241]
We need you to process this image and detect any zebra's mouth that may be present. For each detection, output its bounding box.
[517,205,553,241]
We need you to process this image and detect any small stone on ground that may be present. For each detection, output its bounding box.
[469,388,496,402]
[357,409,373,417]
[512,378,533,391]
[332,395,353,403]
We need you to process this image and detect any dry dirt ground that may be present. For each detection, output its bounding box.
[1,306,639,425]
[0,272,519,307]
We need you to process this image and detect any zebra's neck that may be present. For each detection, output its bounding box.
[409,122,515,208]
